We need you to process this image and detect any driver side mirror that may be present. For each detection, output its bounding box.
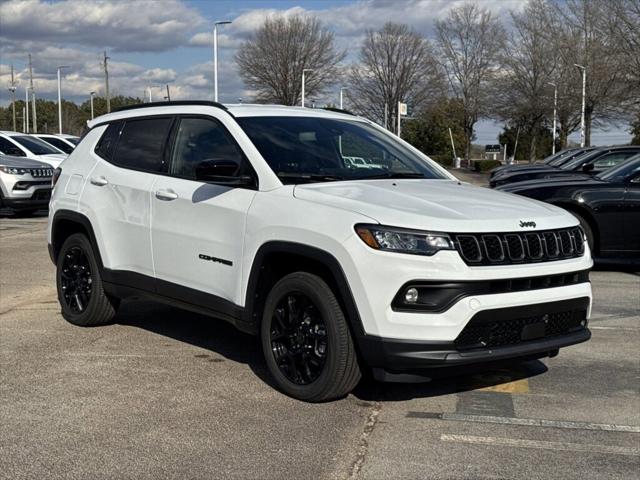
[195,159,255,187]
[582,163,595,173]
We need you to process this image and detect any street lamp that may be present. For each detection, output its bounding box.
[213,20,232,102]
[89,91,96,120]
[574,64,586,148]
[301,69,313,107]
[8,86,17,132]
[57,66,69,134]
[25,86,30,133]
[548,82,557,155]
[339,87,347,109]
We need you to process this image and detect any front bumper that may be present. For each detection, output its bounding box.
[2,188,51,209]
[357,297,591,373]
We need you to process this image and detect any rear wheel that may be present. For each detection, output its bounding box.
[56,233,119,326]
[260,272,361,402]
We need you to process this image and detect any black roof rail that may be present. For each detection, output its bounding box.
[113,100,229,113]
[322,107,355,116]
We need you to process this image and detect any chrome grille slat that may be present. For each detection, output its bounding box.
[454,227,586,266]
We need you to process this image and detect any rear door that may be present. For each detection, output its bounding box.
[150,114,257,307]
[85,116,173,278]
[623,171,640,254]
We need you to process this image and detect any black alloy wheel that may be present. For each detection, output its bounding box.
[60,246,93,313]
[270,292,328,385]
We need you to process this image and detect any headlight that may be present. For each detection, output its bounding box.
[0,166,28,175]
[355,224,454,256]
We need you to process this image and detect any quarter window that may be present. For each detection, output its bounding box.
[169,117,245,180]
[112,117,173,172]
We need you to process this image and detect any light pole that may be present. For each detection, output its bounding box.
[339,87,347,109]
[301,69,313,107]
[548,82,557,155]
[57,66,69,134]
[8,86,17,132]
[25,86,30,134]
[213,20,232,102]
[574,64,586,148]
[90,91,96,120]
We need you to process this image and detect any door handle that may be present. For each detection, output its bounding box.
[90,176,108,187]
[155,189,178,201]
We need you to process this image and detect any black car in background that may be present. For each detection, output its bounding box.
[490,146,640,188]
[497,155,640,262]
[489,147,589,180]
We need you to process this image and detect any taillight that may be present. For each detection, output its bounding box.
[52,168,62,188]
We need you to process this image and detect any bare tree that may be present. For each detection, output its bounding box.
[235,14,345,105]
[436,2,505,161]
[551,0,630,145]
[494,0,558,161]
[348,23,444,133]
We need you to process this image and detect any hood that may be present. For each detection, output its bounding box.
[497,174,598,193]
[36,154,65,168]
[294,179,575,232]
[0,155,53,169]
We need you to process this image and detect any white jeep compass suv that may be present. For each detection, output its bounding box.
[48,101,593,401]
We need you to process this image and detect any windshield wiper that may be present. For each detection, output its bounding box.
[277,172,344,182]
[358,172,425,179]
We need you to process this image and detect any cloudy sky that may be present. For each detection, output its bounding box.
[0,0,631,144]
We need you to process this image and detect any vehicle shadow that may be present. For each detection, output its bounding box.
[116,299,549,401]
[0,208,48,218]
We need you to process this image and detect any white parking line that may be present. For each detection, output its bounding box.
[409,412,640,433]
[441,434,640,456]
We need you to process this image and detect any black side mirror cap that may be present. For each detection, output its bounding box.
[582,163,595,173]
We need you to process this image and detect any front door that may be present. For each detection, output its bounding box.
[151,115,257,307]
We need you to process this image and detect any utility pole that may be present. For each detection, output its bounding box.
[9,64,17,132]
[165,84,171,101]
[28,54,37,133]
[57,65,69,134]
[103,50,111,113]
[574,64,586,147]
[384,103,388,130]
[548,82,558,155]
[213,20,232,102]
[339,87,347,109]
[22,106,26,133]
[90,91,96,120]
[25,86,30,133]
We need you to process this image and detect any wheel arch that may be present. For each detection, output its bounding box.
[552,201,599,254]
[244,241,365,340]
[50,210,104,269]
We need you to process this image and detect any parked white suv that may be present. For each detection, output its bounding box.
[48,102,592,401]
[0,154,53,214]
[0,131,67,167]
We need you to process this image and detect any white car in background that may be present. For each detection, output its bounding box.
[0,131,67,168]
[36,134,79,155]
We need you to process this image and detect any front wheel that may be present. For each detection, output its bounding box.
[56,233,119,326]
[260,272,361,402]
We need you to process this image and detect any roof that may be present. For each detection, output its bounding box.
[87,101,362,128]
[0,131,24,136]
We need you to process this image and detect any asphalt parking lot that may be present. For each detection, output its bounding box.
[1,211,639,480]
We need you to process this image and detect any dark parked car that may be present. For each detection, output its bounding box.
[497,155,640,262]
[489,147,589,180]
[490,146,640,188]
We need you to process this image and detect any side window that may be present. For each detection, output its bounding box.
[169,117,245,180]
[0,137,26,157]
[112,117,173,172]
[95,121,122,161]
[592,152,634,169]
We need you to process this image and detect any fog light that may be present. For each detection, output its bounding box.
[580,318,588,327]
[404,287,419,303]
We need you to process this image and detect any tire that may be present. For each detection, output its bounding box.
[56,233,119,326]
[260,272,361,402]
[571,211,595,254]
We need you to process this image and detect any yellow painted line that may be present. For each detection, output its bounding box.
[479,378,530,394]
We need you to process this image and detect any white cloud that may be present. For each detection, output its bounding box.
[0,0,204,52]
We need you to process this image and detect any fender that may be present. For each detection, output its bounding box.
[50,210,104,269]
[244,241,366,337]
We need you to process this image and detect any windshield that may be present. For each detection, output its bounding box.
[236,116,448,184]
[596,155,640,181]
[38,136,73,154]
[12,136,61,155]
[560,150,600,170]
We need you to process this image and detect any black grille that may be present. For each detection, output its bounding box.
[29,168,53,178]
[454,227,586,265]
[454,307,588,350]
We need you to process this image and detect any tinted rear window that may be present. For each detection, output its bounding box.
[95,122,122,161]
[111,117,173,172]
